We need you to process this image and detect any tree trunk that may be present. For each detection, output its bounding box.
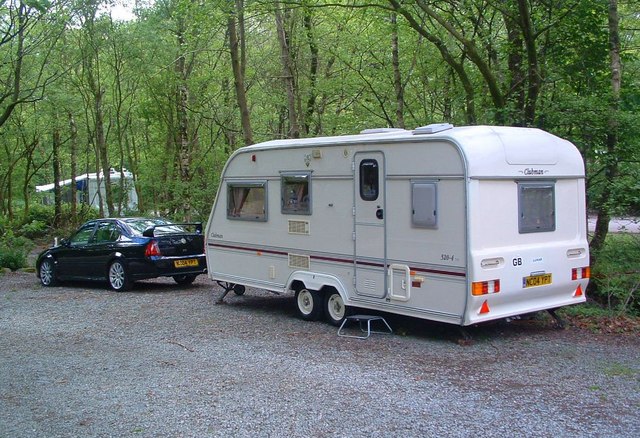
[303,8,318,136]
[227,1,253,146]
[52,125,62,228]
[176,16,192,221]
[390,12,405,129]
[517,0,540,126]
[68,112,78,223]
[275,3,299,138]
[590,0,622,262]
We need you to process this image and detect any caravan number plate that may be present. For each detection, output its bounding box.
[174,259,199,268]
[523,273,552,288]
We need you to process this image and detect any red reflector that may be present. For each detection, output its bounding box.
[574,284,583,297]
[479,300,490,314]
[145,240,161,257]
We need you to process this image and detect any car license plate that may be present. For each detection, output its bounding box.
[523,273,552,288]
[174,259,198,268]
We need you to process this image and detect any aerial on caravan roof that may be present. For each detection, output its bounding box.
[36,168,138,213]
[205,124,590,328]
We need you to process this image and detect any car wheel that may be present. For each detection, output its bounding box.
[295,288,323,321]
[325,290,348,326]
[39,259,58,287]
[108,260,132,292]
[173,274,197,285]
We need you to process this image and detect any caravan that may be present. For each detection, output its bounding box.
[204,124,589,326]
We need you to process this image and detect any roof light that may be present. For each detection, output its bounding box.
[413,123,453,135]
[471,279,500,296]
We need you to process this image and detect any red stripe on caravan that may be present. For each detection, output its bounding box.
[208,242,466,279]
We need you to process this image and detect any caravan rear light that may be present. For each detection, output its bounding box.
[471,279,500,296]
[571,266,590,280]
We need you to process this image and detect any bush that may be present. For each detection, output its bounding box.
[0,230,34,271]
[590,234,640,315]
[19,220,49,239]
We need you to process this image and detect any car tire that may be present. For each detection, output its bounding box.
[325,289,349,326]
[295,288,323,321]
[173,274,197,285]
[39,259,58,287]
[108,260,132,292]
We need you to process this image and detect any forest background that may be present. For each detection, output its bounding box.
[0,0,638,317]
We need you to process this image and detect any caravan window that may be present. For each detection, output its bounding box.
[518,182,555,233]
[412,181,437,228]
[227,181,267,221]
[281,172,311,215]
[359,159,379,201]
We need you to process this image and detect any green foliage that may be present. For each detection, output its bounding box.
[0,230,34,271]
[590,234,640,315]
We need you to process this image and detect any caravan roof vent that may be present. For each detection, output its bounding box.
[360,128,407,135]
[413,123,454,135]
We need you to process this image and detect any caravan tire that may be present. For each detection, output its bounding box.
[325,290,348,326]
[295,288,323,321]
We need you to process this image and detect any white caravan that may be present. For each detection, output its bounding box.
[205,124,590,327]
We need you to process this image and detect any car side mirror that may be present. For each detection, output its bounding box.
[58,238,69,247]
[142,227,155,237]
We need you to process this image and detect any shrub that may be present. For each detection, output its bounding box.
[0,230,34,271]
[590,234,640,315]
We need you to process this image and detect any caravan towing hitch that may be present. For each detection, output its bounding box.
[215,282,246,304]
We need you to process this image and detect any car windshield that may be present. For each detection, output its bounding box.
[124,218,185,236]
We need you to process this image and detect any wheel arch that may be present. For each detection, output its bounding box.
[285,271,348,301]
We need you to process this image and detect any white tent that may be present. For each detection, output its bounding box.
[36,168,139,213]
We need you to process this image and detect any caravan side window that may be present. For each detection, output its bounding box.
[412,181,437,228]
[281,172,311,215]
[227,181,268,221]
[518,182,555,233]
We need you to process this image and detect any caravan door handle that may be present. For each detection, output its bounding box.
[376,208,384,220]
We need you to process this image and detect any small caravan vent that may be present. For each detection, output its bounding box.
[360,128,407,135]
[413,123,453,135]
[289,253,310,269]
[288,220,310,235]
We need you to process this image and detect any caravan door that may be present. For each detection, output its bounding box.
[354,152,387,298]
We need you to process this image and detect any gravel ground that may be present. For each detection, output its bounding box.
[0,271,638,438]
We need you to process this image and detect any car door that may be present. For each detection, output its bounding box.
[55,222,97,278]
[86,221,122,278]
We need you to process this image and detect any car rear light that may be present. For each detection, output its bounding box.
[571,266,590,280]
[145,240,162,257]
[471,279,500,296]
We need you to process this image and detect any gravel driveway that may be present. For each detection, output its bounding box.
[1,271,638,438]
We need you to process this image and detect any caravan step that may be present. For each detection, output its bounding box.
[337,315,393,339]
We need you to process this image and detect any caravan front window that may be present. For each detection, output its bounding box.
[227,181,267,221]
[281,172,311,215]
[518,182,555,233]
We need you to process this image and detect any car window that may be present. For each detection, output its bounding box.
[124,218,184,236]
[70,224,95,245]
[95,222,121,243]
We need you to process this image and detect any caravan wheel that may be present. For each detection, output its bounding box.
[295,288,323,321]
[325,291,348,326]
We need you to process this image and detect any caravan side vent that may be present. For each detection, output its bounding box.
[413,123,453,135]
[288,253,310,269]
[288,220,310,235]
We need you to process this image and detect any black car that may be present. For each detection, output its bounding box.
[37,218,207,291]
